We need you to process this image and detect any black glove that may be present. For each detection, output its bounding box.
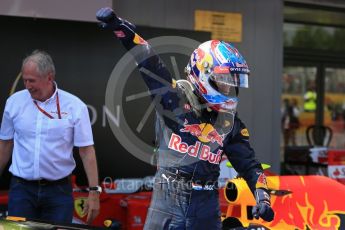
[96,7,136,32]
[96,7,122,30]
[252,188,274,222]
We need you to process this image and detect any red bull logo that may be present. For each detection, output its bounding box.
[192,44,213,74]
[180,119,224,146]
[255,172,268,189]
[206,130,224,147]
[168,133,222,165]
[133,34,147,45]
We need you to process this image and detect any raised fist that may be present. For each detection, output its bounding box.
[96,7,122,30]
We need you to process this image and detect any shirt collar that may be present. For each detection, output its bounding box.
[33,81,59,104]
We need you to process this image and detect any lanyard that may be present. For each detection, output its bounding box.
[33,92,61,119]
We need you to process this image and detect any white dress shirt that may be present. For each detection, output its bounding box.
[0,84,94,180]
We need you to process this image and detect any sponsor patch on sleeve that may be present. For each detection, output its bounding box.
[240,128,249,137]
[133,34,148,45]
[255,172,268,189]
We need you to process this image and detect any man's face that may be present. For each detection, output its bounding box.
[214,81,237,97]
[22,61,54,101]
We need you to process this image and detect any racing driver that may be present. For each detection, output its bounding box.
[96,7,274,230]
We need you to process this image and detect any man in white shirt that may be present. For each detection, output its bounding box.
[0,50,100,224]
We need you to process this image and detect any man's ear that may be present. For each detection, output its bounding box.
[47,72,55,82]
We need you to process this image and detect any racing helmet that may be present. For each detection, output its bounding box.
[185,40,250,113]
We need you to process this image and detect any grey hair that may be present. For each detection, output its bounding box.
[22,50,56,77]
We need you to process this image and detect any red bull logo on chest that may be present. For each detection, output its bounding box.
[180,119,224,146]
[168,133,222,165]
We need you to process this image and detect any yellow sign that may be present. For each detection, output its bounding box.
[74,197,87,218]
[194,10,242,42]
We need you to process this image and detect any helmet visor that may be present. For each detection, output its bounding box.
[209,72,248,97]
[210,72,249,89]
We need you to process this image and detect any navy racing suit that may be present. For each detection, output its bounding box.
[108,21,269,230]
